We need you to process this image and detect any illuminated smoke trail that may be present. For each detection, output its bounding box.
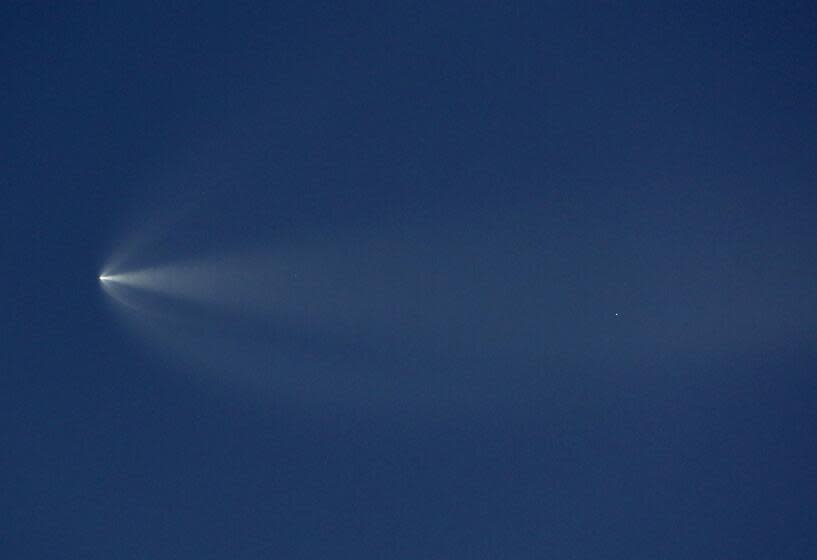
[99,218,815,413]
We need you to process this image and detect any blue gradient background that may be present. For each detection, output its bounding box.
[4,3,817,558]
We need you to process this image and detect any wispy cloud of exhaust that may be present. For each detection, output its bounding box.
[99,201,817,413]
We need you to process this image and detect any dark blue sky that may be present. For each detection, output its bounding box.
[4,2,817,558]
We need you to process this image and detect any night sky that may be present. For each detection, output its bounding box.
[4,3,817,558]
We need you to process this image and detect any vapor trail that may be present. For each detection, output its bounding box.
[99,217,814,412]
